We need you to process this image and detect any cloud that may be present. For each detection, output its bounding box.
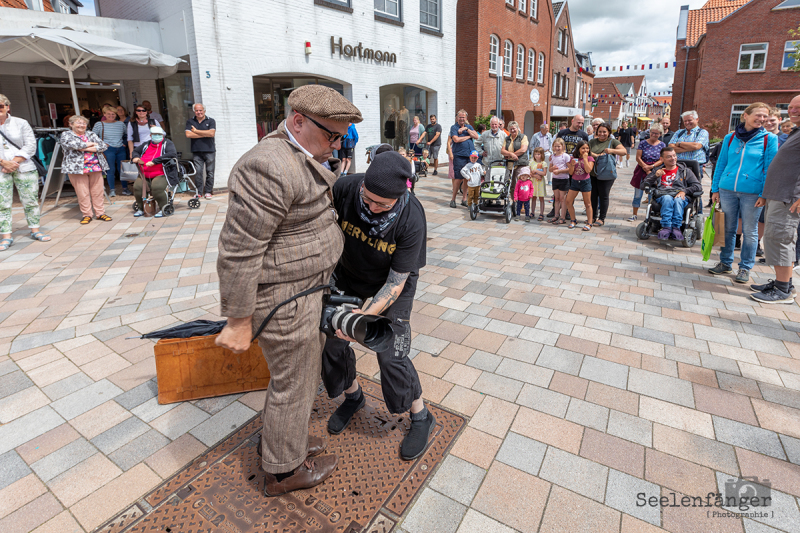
[569,0,708,92]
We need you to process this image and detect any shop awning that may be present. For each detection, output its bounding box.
[636,117,653,121]
[0,28,184,114]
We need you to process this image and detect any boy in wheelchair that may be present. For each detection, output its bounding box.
[641,146,702,241]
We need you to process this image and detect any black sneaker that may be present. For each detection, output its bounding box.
[750,279,797,296]
[708,262,733,275]
[327,393,366,435]
[432,170,438,175]
[449,200,456,208]
[546,209,555,218]
[461,200,467,207]
[400,411,436,461]
[751,287,795,304]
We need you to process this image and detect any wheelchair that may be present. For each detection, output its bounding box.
[635,161,704,248]
[131,159,200,216]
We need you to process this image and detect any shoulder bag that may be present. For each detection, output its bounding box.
[0,129,47,177]
[595,153,618,181]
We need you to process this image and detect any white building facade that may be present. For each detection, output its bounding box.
[97,0,457,185]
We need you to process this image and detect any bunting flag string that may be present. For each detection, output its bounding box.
[594,62,677,72]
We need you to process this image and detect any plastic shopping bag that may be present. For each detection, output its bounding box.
[713,204,726,247]
[701,203,716,262]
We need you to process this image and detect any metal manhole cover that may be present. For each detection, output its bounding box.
[97,378,465,533]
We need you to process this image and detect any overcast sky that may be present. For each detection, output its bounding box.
[77,0,95,15]
[569,0,708,94]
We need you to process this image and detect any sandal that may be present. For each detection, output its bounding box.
[568,221,577,229]
[594,219,604,226]
[0,238,13,251]
[30,232,51,242]
[558,218,567,224]
[80,216,92,225]
[97,214,112,222]
[538,214,544,221]
[583,224,592,231]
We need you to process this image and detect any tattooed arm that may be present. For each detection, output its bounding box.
[364,269,410,315]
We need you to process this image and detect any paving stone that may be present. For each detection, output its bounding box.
[149,403,211,440]
[50,379,123,420]
[736,447,800,499]
[0,406,64,455]
[605,468,661,526]
[752,399,800,440]
[30,438,96,482]
[495,358,552,387]
[471,372,523,402]
[712,416,786,460]
[40,372,93,401]
[108,429,170,471]
[0,385,50,424]
[0,371,33,400]
[566,398,610,432]
[0,493,63,533]
[628,368,695,408]
[465,350,502,372]
[468,396,518,439]
[0,450,31,491]
[495,431,547,476]
[714,471,800,533]
[579,355,629,389]
[539,446,609,502]
[193,393,243,415]
[401,488,467,533]
[585,381,639,416]
[580,428,645,478]
[130,396,178,422]
[449,427,502,469]
[10,327,75,354]
[535,346,584,376]
[114,379,158,410]
[189,402,256,446]
[411,334,450,356]
[759,382,800,410]
[539,485,621,533]
[455,509,516,533]
[645,448,718,496]
[516,383,570,417]
[91,416,151,455]
[428,455,486,506]
[607,410,653,448]
[471,461,550,533]
[780,434,800,465]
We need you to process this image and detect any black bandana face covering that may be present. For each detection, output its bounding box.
[355,180,408,238]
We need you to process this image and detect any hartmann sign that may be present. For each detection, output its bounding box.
[330,37,397,64]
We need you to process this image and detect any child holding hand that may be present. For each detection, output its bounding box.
[530,147,548,221]
[514,167,534,222]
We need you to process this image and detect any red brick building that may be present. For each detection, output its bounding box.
[455,0,555,138]
[672,0,800,138]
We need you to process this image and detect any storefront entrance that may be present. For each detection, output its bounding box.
[29,77,123,128]
[380,84,430,150]
[253,75,345,140]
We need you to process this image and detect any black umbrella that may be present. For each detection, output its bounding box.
[140,319,227,339]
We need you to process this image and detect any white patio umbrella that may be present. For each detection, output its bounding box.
[0,28,184,114]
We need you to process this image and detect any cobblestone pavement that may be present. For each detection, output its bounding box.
[1,165,800,533]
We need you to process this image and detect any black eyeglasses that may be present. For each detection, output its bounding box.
[0,104,6,109]
[301,114,344,142]
[360,185,396,210]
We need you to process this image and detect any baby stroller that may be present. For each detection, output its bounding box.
[635,160,704,248]
[470,159,513,223]
[132,158,200,216]
[413,156,428,178]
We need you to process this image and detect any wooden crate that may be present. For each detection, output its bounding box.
[154,334,270,404]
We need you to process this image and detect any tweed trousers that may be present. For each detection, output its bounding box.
[255,271,331,474]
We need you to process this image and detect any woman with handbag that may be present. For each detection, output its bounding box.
[628,124,665,222]
[501,121,529,195]
[93,105,129,197]
[588,122,627,226]
[60,115,111,224]
[130,126,177,218]
[0,94,50,250]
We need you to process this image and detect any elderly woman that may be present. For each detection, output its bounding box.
[0,94,49,251]
[628,124,666,221]
[93,105,128,197]
[130,126,178,217]
[708,103,778,284]
[501,121,529,194]
[60,115,110,224]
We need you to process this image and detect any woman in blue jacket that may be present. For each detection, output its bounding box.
[708,103,778,284]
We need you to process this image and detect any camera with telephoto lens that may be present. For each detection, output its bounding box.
[320,294,393,352]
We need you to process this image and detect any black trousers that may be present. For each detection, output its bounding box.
[321,274,422,414]
[590,177,615,222]
[193,152,215,194]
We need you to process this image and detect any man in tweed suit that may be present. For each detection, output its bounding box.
[216,85,362,496]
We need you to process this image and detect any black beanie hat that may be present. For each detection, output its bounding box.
[364,151,411,199]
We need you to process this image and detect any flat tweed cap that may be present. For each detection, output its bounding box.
[288,85,363,123]
[364,151,411,199]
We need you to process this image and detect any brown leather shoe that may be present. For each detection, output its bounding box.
[307,435,326,457]
[264,454,338,496]
[257,436,326,458]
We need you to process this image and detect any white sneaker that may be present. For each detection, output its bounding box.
[625,160,630,167]
[109,190,116,197]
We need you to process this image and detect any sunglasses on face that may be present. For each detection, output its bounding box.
[136,109,147,113]
[360,186,395,210]
[301,114,343,142]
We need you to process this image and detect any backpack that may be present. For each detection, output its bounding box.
[726,132,768,150]
[595,153,618,181]
[675,128,710,163]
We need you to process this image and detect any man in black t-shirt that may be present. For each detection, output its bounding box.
[322,151,433,461]
[425,114,443,175]
[555,115,588,155]
[185,103,217,197]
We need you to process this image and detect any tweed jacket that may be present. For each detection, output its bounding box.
[59,130,108,175]
[217,121,345,318]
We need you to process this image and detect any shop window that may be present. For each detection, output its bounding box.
[783,41,799,70]
[538,52,545,83]
[738,43,768,72]
[504,40,512,77]
[516,44,524,80]
[527,49,535,81]
[531,0,538,19]
[420,0,439,30]
[489,35,499,73]
[375,0,400,18]
[380,84,428,150]
[730,104,749,131]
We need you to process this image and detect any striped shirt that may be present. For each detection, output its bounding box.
[92,120,126,148]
